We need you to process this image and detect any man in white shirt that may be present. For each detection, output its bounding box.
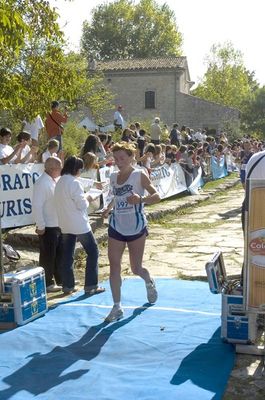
[194,129,203,142]
[113,105,124,131]
[32,157,63,292]
[150,117,162,145]
[22,115,44,146]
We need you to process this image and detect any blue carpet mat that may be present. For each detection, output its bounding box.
[0,278,234,400]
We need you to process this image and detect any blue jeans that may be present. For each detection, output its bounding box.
[61,231,99,289]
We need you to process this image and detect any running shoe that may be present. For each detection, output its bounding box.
[146,278,158,303]
[105,306,124,322]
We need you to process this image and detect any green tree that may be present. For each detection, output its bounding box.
[192,42,256,110]
[59,121,88,158]
[241,86,265,135]
[0,1,113,127]
[0,0,64,112]
[81,0,183,60]
[0,0,28,53]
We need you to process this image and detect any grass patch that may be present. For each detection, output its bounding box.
[146,173,240,218]
[177,221,225,230]
[203,172,239,190]
[149,179,242,227]
[153,213,237,230]
[150,220,177,229]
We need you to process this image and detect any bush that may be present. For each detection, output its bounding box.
[62,121,89,158]
[37,121,88,159]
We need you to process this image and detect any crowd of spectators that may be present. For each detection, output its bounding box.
[3,108,265,301]
[1,109,265,188]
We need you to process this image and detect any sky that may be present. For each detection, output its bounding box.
[49,0,265,87]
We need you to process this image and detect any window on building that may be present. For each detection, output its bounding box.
[145,91,155,109]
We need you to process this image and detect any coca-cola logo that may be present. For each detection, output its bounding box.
[249,237,265,255]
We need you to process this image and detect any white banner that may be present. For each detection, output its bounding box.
[0,162,203,228]
[99,166,115,208]
[0,163,44,229]
[188,167,203,195]
[149,163,187,199]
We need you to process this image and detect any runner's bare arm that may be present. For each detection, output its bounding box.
[140,172,160,205]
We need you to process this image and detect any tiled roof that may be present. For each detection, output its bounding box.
[95,57,187,71]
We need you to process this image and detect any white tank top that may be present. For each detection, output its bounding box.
[109,169,147,235]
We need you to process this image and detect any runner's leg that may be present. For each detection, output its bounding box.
[127,234,151,283]
[108,237,126,303]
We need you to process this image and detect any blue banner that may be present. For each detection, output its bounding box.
[211,156,228,180]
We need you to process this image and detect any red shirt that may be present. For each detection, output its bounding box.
[45,109,68,138]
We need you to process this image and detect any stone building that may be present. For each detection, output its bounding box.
[91,56,239,133]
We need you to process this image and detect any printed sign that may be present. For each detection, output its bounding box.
[0,163,44,228]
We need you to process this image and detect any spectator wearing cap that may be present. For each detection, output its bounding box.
[113,105,124,131]
[45,100,68,151]
[150,117,162,145]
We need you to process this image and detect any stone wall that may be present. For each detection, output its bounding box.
[102,70,239,131]
[103,70,181,124]
[175,93,240,131]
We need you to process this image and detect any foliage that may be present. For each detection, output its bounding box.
[192,42,257,111]
[241,86,265,136]
[81,0,183,60]
[36,120,89,162]
[61,121,89,158]
[0,0,63,111]
[111,129,123,143]
[0,1,113,126]
[221,118,242,142]
[15,50,114,123]
[40,121,89,159]
[0,0,28,52]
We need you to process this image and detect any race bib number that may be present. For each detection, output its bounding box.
[116,197,134,214]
